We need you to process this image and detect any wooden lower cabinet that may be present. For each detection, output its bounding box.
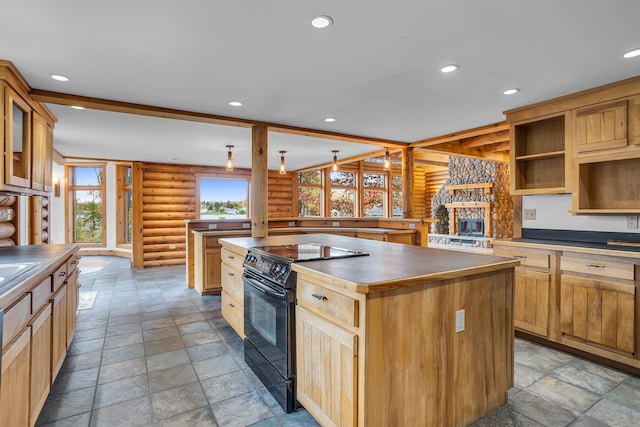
[194,233,222,295]
[296,305,358,427]
[220,245,247,337]
[0,327,31,427]
[66,272,79,348]
[29,304,52,426]
[50,284,67,383]
[560,274,635,355]
[514,267,551,337]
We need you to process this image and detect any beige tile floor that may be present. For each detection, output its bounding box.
[35,256,640,427]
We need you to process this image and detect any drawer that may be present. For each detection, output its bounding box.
[561,255,634,281]
[221,290,244,337]
[30,277,52,313]
[67,254,80,278]
[52,263,67,292]
[2,294,32,349]
[221,263,243,302]
[221,247,246,271]
[493,246,550,269]
[297,279,359,328]
[204,236,222,249]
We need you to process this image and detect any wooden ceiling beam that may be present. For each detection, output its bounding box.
[30,89,408,148]
[422,142,509,163]
[460,129,509,147]
[410,122,509,148]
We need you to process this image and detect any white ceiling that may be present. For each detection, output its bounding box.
[1,1,639,170]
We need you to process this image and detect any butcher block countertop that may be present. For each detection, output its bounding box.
[493,237,640,259]
[219,233,518,294]
[0,244,79,310]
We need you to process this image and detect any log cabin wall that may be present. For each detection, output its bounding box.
[0,195,18,246]
[412,165,428,219]
[29,195,49,244]
[424,168,449,218]
[132,161,294,268]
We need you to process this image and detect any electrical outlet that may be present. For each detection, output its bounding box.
[409,223,416,229]
[455,309,465,333]
[208,223,217,230]
[523,209,536,220]
[288,221,296,226]
[332,221,340,227]
[169,244,176,250]
[627,216,639,229]
[242,223,250,229]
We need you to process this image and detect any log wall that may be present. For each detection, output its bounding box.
[132,162,294,268]
[0,195,18,246]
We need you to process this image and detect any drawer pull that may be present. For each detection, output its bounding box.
[513,255,527,259]
[585,264,605,268]
[228,303,235,308]
[311,293,327,301]
[71,260,77,265]
[59,271,67,277]
[227,255,234,259]
[227,272,234,276]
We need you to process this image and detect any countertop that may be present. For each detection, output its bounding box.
[193,227,416,235]
[219,234,518,294]
[0,244,79,310]
[493,238,640,259]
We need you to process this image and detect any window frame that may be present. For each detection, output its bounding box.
[327,167,359,218]
[361,171,388,217]
[65,163,107,247]
[296,169,324,217]
[116,163,133,248]
[195,173,251,220]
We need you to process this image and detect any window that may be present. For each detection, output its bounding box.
[116,164,133,246]
[329,171,357,217]
[297,170,323,217]
[392,175,403,217]
[67,164,106,245]
[362,173,386,217]
[198,177,249,219]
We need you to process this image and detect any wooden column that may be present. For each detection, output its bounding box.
[402,147,414,218]
[251,125,269,237]
[131,162,145,268]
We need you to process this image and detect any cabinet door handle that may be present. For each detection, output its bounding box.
[585,263,605,268]
[228,303,235,308]
[59,271,67,277]
[227,255,234,259]
[71,260,77,265]
[311,293,327,301]
[513,255,527,259]
[227,272,234,276]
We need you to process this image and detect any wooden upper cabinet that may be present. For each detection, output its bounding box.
[4,85,32,188]
[509,113,569,195]
[31,112,54,192]
[575,99,628,153]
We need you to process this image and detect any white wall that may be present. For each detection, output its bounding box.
[49,161,124,249]
[522,194,640,234]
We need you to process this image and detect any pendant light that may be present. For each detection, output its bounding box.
[332,150,339,171]
[383,147,391,171]
[225,145,234,171]
[279,151,287,175]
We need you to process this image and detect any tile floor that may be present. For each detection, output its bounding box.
[36,256,640,427]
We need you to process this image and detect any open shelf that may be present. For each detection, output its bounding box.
[576,157,640,211]
[515,150,565,161]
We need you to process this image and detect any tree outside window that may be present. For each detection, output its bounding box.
[362,173,386,217]
[68,164,105,245]
[116,164,133,246]
[330,171,357,217]
[198,178,249,219]
[392,175,403,217]
[298,170,322,217]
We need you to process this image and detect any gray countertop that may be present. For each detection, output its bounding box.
[219,234,518,293]
[0,244,79,309]
[493,238,640,259]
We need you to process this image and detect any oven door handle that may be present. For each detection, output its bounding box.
[243,275,286,300]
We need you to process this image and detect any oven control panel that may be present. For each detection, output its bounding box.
[244,251,291,285]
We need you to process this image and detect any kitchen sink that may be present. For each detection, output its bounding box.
[0,263,37,287]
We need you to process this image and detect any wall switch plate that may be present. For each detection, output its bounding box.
[169,244,176,250]
[242,223,250,229]
[332,221,340,227]
[208,224,217,230]
[409,223,416,229]
[627,216,639,229]
[288,221,296,226]
[523,209,536,220]
[455,309,465,333]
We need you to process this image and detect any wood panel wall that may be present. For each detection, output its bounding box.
[0,195,17,246]
[132,162,294,268]
[424,169,449,218]
[411,164,449,220]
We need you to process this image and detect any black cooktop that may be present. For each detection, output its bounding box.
[251,243,369,262]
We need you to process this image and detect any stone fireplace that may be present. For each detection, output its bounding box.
[429,157,513,251]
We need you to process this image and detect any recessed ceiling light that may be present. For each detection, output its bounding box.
[70,105,85,110]
[50,74,70,82]
[623,48,640,59]
[440,64,459,73]
[324,117,336,123]
[503,88,520,95]
[311,16,333,29]
[228,101,243,107]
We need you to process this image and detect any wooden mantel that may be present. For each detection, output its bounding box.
[445,202,494,237]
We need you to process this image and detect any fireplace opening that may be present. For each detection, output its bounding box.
[458,219,484,237]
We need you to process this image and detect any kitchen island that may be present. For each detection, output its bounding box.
[219,234,519,427]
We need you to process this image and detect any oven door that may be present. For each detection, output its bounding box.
[243,271,294,378]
